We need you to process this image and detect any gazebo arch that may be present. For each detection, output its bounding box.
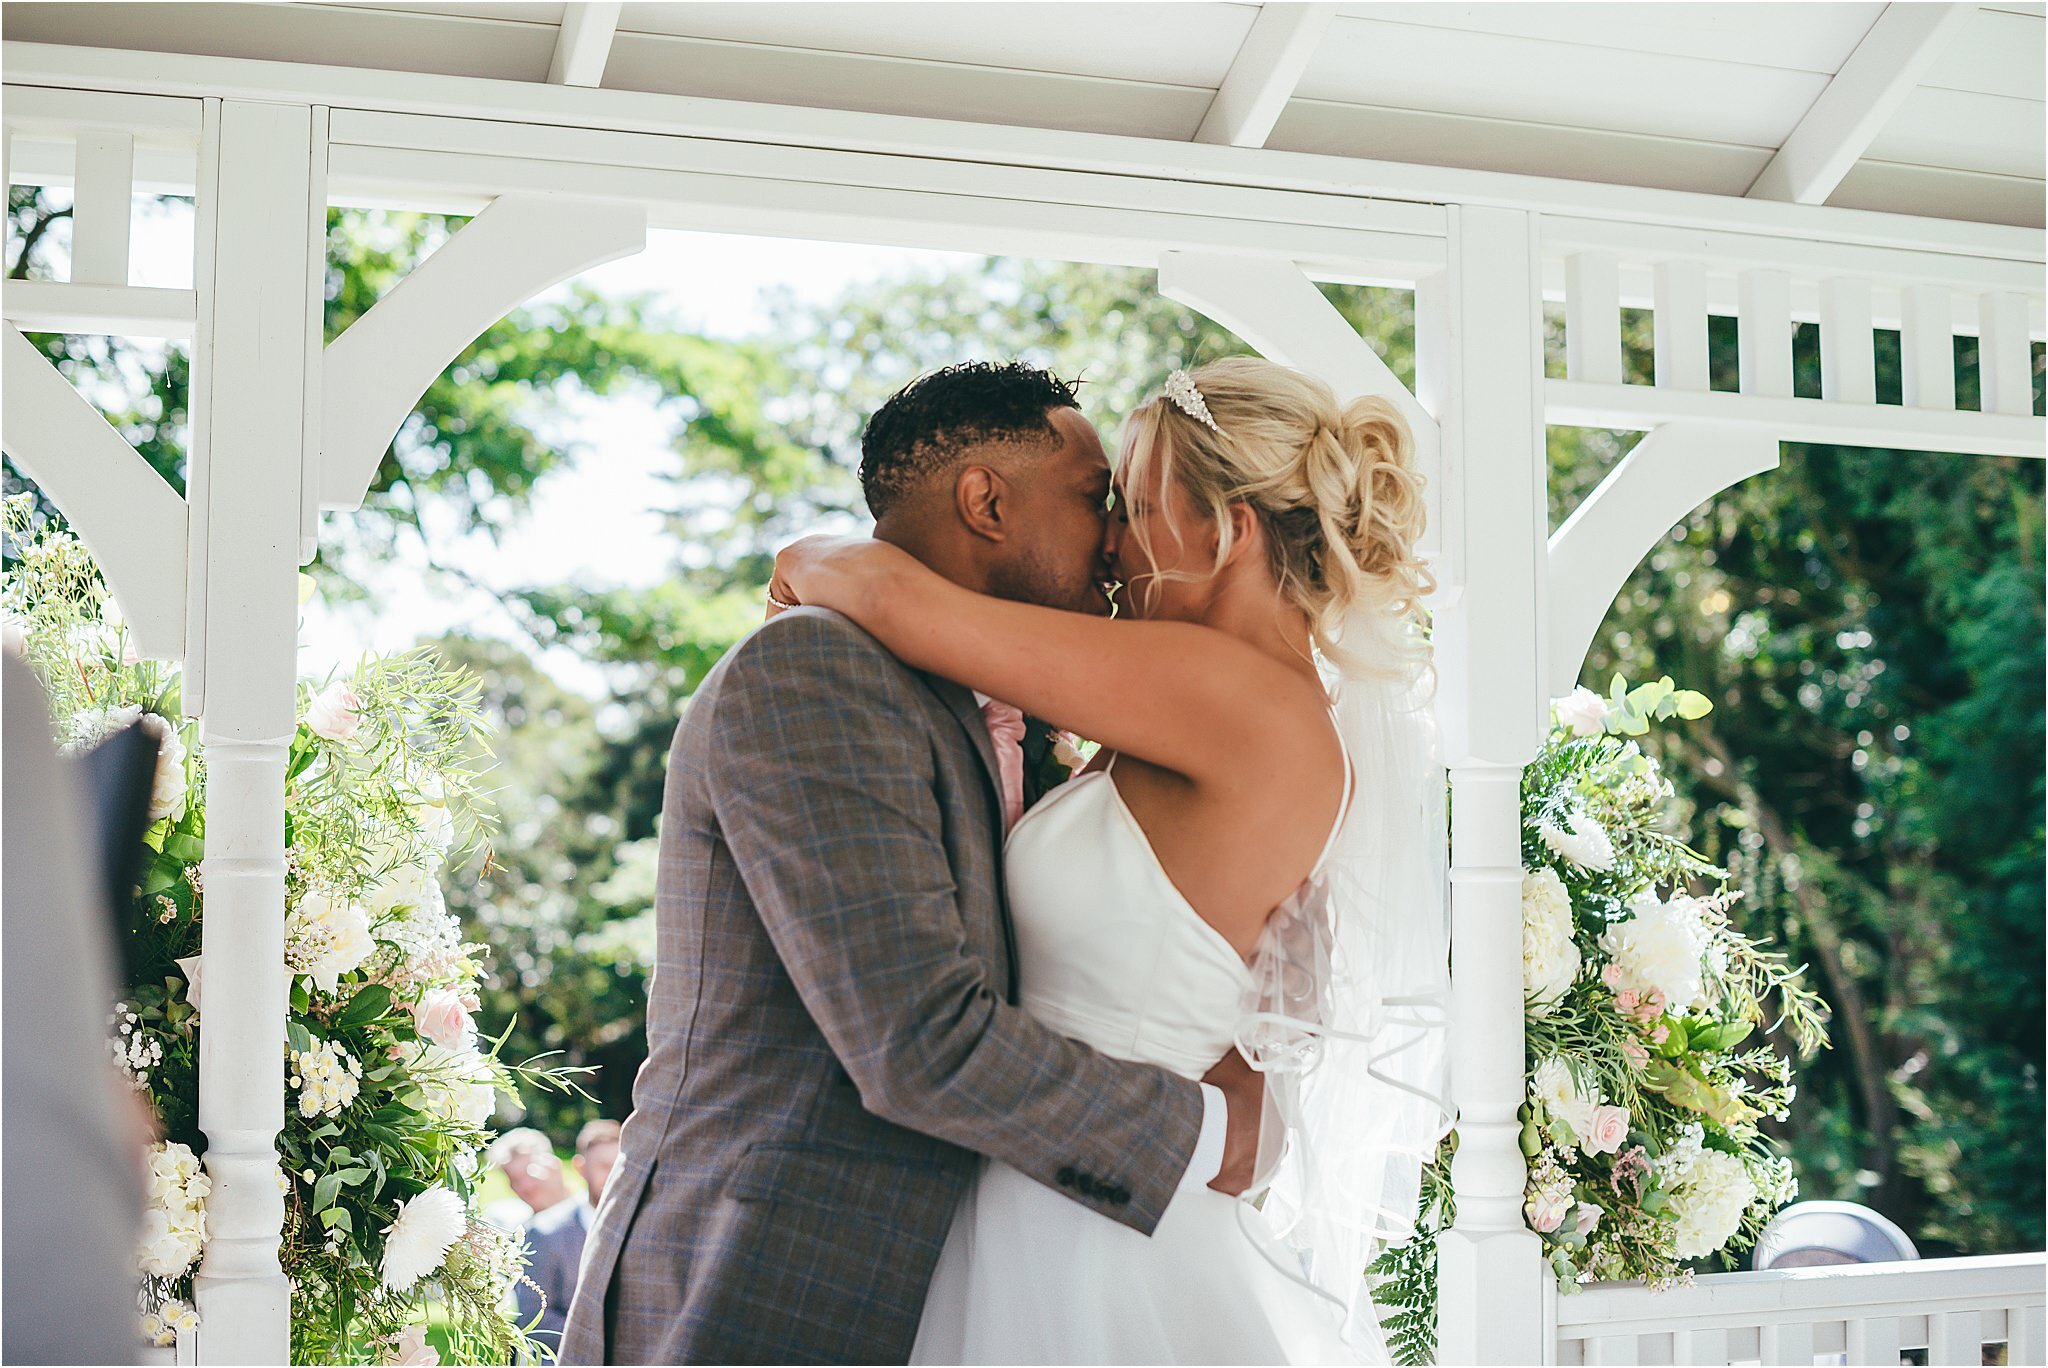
[3,5,2042,1362]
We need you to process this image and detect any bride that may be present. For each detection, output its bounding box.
[768,357,1454,1364]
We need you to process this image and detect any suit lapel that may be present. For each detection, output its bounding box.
[919,674,1020,1003]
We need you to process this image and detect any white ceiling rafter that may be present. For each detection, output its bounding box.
[1195,2,1339,149]
[547,1,620,88]
[1747,1,1978,204]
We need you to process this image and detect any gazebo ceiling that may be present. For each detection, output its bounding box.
[3,1,2044,229]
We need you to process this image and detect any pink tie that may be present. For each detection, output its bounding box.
[979,698,1028,832]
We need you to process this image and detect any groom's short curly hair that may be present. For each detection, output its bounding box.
[859,361,1082,519]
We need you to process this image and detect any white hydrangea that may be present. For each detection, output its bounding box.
[1599,891,1716,1012]
[292,1039,363,1119]
[1521,867,1582,1016]
[1539,810,1617,871]
[1660,1121,1708,1185]
[1669,1148,1759,1258]
[286,887,375,995]
[380,1186,468,1291]
[139,1142,209,1278]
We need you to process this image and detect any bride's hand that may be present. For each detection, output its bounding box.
[767,535,912,623]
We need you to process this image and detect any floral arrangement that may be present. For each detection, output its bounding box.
[1369,675,1830,1365]
[3,497,585,1365]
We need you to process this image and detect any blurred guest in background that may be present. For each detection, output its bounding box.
[485,1125,570,1232]
[573,1118,622,1210]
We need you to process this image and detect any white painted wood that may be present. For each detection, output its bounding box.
[1747,2,1978,205]
[4,136,200,197]
[1565,252,1623,385]
[299,105,329,567]
[1827,160,2044,233]
[1547,380,2043,459]
[1672,1324,1731,1363]
[547,0,619,87]
[1847,1314,1901,1365]
[1,280,197,338]
[1300,14,1829,147]
[1194,2,1337,149]
[1865,85,2046,180]
[1339,2,1881,73]
[1154,249,1443,563]
[1547,423,1779,696]
[1979,290,2036,415]
[2010,1304,2046,1364]
[325,142,1446,281]
[1738,269,1795,398]
[1760,1319,1817,1365]
[187,97,320,1367]
[181,95,220,721]
[1820,276,1878,403]
[1925,4,2046,99]
[1586,1333,1643,1365]
[9,42,2039,259]
[319,193,644,512]
[0,323,187,660]
[70,130,134,284]
[1653,259,1711,391]
[0,82,203,142]
[1433,205,1548,1368]
[1925,1311,1981,1365]
[1900,284,1957,409]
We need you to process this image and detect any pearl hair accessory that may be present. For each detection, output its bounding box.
[1161,368,1223,434]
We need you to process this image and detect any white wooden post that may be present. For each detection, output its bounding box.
[1429,204,1550,1365]
[187,97,322,1365]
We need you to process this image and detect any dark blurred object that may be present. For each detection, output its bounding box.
[1752,1200,1921,1269]
[76,720,164,985]
[3,651,151,1363]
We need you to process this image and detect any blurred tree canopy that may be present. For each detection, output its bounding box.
[8,189,2039,1255]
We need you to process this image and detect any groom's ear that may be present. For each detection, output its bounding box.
[954,464,1010,543]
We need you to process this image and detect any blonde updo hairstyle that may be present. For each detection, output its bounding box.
[1117,356,1432,681]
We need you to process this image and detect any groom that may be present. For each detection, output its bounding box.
[560,362,1263,1365]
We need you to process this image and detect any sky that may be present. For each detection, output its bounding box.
[101,197,986,696]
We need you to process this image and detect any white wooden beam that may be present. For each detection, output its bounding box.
[0,323,187,660]
[320,193,645,513]
[547,1,621,88]
[2,280,196,337]
[1194,3,1338,149]
[9,40,2040,262]
[1746,3,1977,205]
[1547,379,2044,459]
[1547,423,1780,697]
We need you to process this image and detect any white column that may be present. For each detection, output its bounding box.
[188,98,321,1365]
[1428,204,1550,1365]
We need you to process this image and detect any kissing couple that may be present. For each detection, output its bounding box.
[561,357,1455,1365]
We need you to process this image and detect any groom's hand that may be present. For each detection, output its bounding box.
[1201,1048,1264,1197]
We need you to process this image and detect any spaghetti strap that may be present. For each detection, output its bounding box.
[1310,706,1354,876]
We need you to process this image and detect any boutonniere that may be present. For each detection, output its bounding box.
[1023,720,1096,799]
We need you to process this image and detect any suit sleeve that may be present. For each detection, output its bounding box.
[705,609,1205,1235]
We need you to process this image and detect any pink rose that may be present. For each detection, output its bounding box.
[1574,1203,1602,1236]
[305,682,362,744]
[1620,1037,1650,1069]
[1582,1104,1631,1156]
[1645,987,1668,1013]
[409,988,476,1050]
[1525,1189,1570,1233]
[386,1324,440,1366]
[1615,988,1639,1013]
[1651,1023,1670,1045]
[1600,963,1623,989]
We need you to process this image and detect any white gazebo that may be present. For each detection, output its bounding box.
[2,3,2042,1362]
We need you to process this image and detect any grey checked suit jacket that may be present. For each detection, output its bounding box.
[560,608,1206,1365]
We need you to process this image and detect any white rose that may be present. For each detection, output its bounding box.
[409,1042,498,1129]
[1670,1148,1758,1258]
[383,1324,441,1367]
[413,799,455,852]
[1539,810,1617,872]
[305,681,362,744]
[366,859,436,918]
[287,888,375,995]
[1521,868,1582,1016]
[1530,1056,1599,1142]
[1599,892,1714,1012]
[175,954,204,1016]
[1553,686,1610,737]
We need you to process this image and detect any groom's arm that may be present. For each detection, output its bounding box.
[707,608,1212,1236]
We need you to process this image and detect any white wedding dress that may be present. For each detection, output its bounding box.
[909,755,1361,1366]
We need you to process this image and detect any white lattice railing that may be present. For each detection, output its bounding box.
[1539,217,2046,461]
[1551,1252,2047,1366]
